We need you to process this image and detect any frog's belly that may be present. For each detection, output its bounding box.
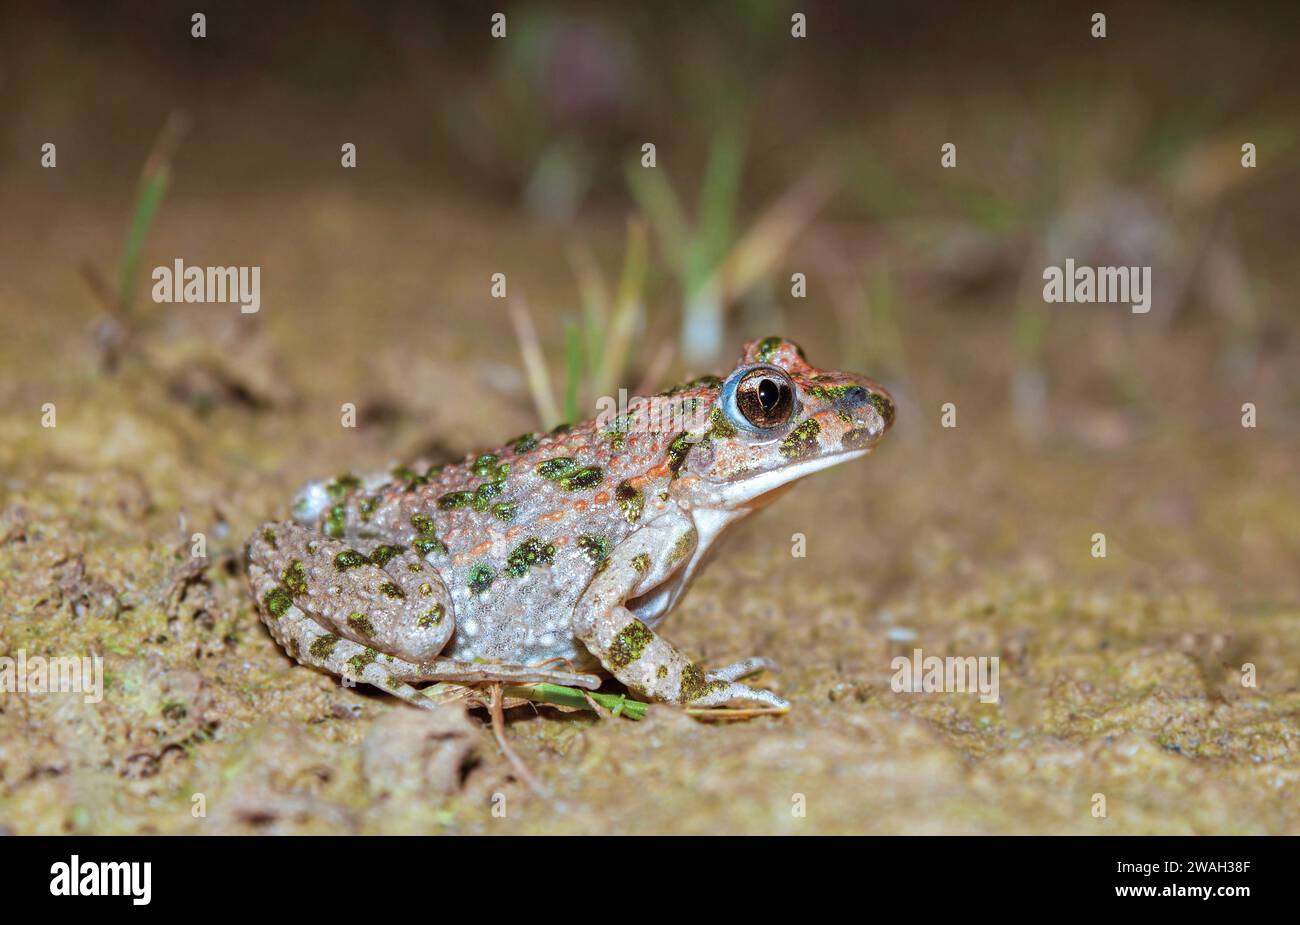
[441,604,597,669]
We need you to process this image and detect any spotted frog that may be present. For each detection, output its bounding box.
[248,337,894,709]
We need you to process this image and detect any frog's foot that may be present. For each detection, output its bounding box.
[682,677,790,710]
[708,656,780,682]
[681,657,790,709]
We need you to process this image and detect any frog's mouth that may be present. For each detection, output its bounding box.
[714,447,869,508]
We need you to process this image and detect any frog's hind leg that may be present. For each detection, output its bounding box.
[253,587,600,710]
[249,523,601,706]
[289,607,440,706]
[250,521,456,662]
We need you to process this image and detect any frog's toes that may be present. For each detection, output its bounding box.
[708,656,780,682]
[691,680,790,710]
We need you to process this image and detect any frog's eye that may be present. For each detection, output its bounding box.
[726,366,795,431]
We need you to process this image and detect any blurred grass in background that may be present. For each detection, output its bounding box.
[4,0,1297,434]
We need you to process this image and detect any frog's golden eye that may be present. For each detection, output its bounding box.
[733,368,795,429]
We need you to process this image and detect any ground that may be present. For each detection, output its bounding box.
[1,184,1297,835]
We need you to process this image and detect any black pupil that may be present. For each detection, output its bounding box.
[758,378,780,412]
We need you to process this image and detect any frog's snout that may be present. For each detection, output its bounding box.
[836,379,895,449]
[866,382,896,433]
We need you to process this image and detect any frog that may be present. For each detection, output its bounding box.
[247,336,894,711]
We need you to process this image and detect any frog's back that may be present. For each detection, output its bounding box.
[294,414,686,664]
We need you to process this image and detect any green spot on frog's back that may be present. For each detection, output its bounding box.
[491,501,517,522]
[666,433,692,477]
[409,512,448,555]
[564,465,604,490]
[368,544,405,567]
[504,537,556,578]
[536,457,577,480]
[467,563,495,594]
[411,513,436,535]
[615,480,644,523]
[334,549,368,571]
[511,433,538,453]
[536,457,603,491]
[472,481,503,511]
[577,534,610,565]
[438,491,473,510]
[806,383,856,400]
[413,537,448,556]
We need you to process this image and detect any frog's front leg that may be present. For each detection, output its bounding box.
[572,512,789,709]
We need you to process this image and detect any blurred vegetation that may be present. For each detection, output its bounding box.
[9,0,1297,433]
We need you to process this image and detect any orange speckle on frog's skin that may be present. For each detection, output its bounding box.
[249,337,893,709]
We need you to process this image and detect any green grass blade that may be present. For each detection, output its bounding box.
[117,169,170,316]
[504,683,648,720]
[692,122,744,289]
[597,218,648,396]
